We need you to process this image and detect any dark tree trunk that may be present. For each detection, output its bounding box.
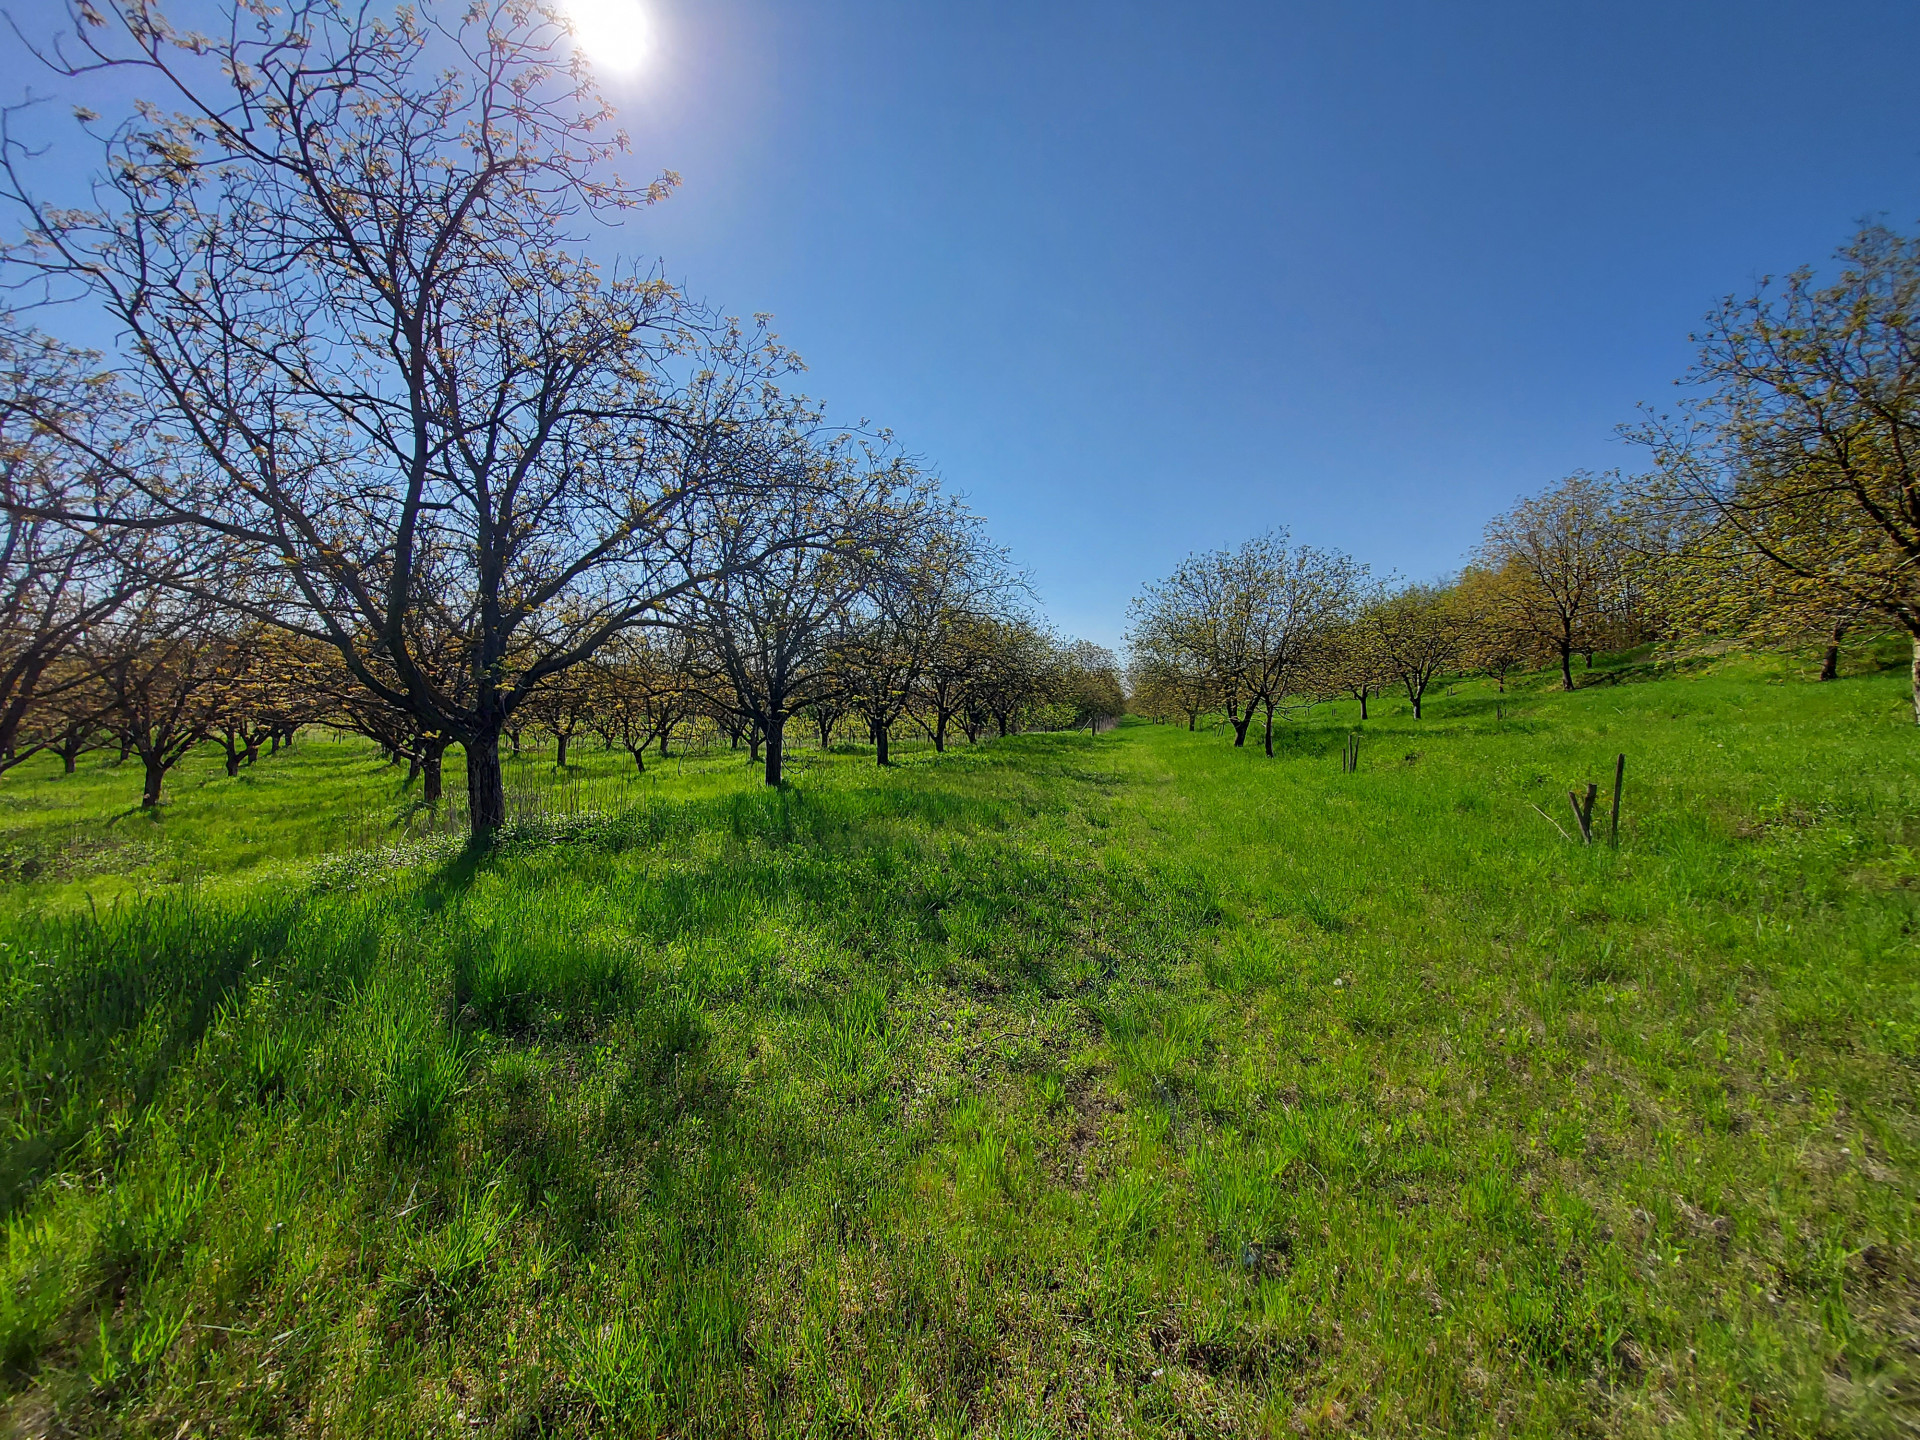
[118,734,133,763]
[244,737,259,766]
[422,739,445,804]
[933,712,947,753]
[629,745,646,773]
[764,711,785,786]
[1358,693,1369,720]
[748,722,762,763]
[141,754,167,808]
[1187,713,1196,732]
[876,723,890,766]
[269,733,280,755]
[225,744,241,777]
[407,751,422,785]
[1262,708,1274,757]
[466,733,505,832]
[1560,645,1575,691]
[555,731,569,767]
[61,751,76,775]
[1819,618,1847,681]
[1230,714,1251,747]
[660,729,671,756]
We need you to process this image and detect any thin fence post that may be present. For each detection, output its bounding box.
[1567,783,1596,844]
[1610,753,1625,847]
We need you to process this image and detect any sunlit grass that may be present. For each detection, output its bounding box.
[1,644,1916,1436]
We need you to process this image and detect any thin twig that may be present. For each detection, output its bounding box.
[1530,803,1575,842]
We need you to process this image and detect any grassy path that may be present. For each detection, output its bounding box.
[1,661,1917,1436]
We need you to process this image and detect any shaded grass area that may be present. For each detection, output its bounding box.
[1,660,1918,1436]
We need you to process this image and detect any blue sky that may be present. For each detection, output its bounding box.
[7,2,1919,648]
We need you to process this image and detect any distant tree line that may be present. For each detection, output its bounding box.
[1129,223,1920,730]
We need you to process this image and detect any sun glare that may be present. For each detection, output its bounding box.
[564,0,655,77]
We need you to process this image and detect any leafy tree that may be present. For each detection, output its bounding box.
[0,323,149,773]
[1636,223,1920,712]
[1365,583,1463,720]
[1452,565,1535,691]
[94,596,230,807]
[1476,473,1622,690]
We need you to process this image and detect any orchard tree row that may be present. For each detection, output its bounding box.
[0,0,1117,828]
[1130,220,1920,733]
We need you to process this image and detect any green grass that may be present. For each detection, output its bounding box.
[1,651,1917,1437]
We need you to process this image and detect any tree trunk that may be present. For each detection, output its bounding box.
[630,745,646,773]
[1230,714,1250,747]
[244,737,259,766]
[1910,634,1920,727]
[407,751,422,785]
[466,733,505,834]
[1187,713,1196,732]
[422,741,444,804]
[660,729,671,756]
[1358,693,1369,720]
[876,723,890,766]
[1819,619,1847,681]
[748,722,761,763]
[270,733,280,755]
[1560,645,1575,691]
[764,711,785,786]
[1262,707,1274,757]
[141,753,166,808]
[62,751,76,775]
[933,712,947,753]
[1411,692,1423,720]
[555,731,569,767]
[225,744,240,777]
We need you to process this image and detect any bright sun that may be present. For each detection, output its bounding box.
[564,0,655,77]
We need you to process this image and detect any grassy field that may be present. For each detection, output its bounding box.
[1,647,1917,1437]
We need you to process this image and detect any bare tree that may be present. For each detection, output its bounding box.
[3,0,799,832]
[690,441,928,786]
[1243,538,1363,755]
[1127,546,1262,746]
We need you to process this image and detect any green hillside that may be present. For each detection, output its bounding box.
[2,652,1916,1438]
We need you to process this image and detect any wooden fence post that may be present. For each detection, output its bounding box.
[1567,783,1597,844]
